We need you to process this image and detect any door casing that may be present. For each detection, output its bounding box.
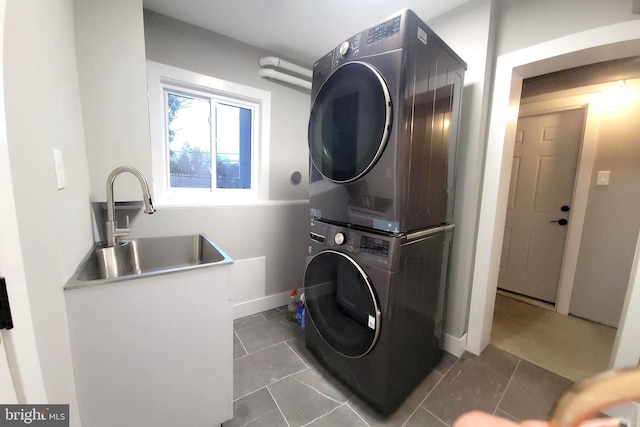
[467,20,640,370]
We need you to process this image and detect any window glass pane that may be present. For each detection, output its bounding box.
[216,103,252,189]
[166,92,212,189]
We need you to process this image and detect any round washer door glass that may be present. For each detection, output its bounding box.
[308,62,392,183]
[303,250,381,358]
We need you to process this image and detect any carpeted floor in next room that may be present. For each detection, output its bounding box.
[225,306,573,427]
[491,293,617,382]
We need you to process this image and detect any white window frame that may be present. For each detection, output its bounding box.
[146,60,270,206]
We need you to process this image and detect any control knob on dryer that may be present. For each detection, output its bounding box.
[334,232,346,245]
[338,41,350,58]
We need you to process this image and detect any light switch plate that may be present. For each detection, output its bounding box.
[53,149,66,190]
[596,170,610,186]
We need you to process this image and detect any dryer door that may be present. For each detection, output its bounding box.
[308,62,392,183]
[303,250,381,358]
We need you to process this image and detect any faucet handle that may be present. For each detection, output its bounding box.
[114,215,130,230]
[113,215,131,237]
[114,226,131,236]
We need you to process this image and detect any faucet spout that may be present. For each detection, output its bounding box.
[105,166,156,247]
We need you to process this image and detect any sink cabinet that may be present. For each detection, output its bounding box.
[65,264,233,427]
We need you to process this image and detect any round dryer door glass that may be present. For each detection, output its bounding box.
[308,62,392,183]
[303,250,381,358]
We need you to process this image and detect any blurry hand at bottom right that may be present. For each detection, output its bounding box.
[454,411,623,427]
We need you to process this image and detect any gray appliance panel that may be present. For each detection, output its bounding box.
[308,9,466,233]
[304,218,454,414]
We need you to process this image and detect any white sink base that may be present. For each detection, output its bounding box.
[65,265,232,427]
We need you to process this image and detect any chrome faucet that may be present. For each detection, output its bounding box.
[105,166,155,247]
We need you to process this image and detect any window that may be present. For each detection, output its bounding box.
[147,61,271,205]
[165,91,252,190]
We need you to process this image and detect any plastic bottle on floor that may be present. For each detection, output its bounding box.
[300,293,306,329]
[286,289,297,322]
[295,292,304,325]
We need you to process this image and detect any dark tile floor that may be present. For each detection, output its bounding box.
[225,307,573,427]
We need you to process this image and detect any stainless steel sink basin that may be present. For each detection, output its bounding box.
[66,234,232,289]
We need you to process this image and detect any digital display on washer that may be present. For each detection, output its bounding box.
[367,15,401,45]
[360,236,390,257]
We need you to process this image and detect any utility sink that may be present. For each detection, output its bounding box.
[66,234,232,289]
[64,232,233,426]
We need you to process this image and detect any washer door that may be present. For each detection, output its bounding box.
[303,250,381,358]
[308,62,392,183]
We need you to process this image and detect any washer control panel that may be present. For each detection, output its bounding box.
[359,235,390,257]
[309,220,393,259]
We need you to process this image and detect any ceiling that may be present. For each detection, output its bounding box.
[142,0,473,65]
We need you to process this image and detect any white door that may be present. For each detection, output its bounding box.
[498,108,585,303]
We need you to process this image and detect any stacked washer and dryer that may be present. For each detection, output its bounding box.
[302,9,466,414]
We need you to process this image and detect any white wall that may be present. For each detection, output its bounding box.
[610,229,640,367]
[74,0,153,202]
[570,78,640,326]
[0,0,46,406]
[496,0,637,56]
[426,0,495,351]
[3,0,93,424]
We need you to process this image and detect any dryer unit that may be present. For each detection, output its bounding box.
[303,219,454,414]
[308,9,466,233]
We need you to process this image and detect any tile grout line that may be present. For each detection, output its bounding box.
[401,368,449,427]
[293,377,344,405]
[234,330,250,357]
[233,339,288,362]
[235,317,302,356]
[399,355,462,427]
[300,403,345,427]
[233,314,267,332]
[265,385,292,427]
[345,402,372,427]
[284,338,311,369]
[232,403,279,427]
[425,408,450,427]
[234,366,310,402]
[232,333,307,402]
[493,358,521,417]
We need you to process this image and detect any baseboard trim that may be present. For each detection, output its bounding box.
[444,332,467,357]
[232,291,292,319]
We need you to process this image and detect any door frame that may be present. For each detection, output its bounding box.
[467,20,640,368]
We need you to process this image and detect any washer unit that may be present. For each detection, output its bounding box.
[308,9,466,233]
[303,219,453,414]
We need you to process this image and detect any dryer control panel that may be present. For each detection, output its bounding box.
[366,15,401,45]
[331,13,405,66]
[333,34,362,65]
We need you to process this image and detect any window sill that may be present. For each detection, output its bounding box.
[153,198,309,208]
